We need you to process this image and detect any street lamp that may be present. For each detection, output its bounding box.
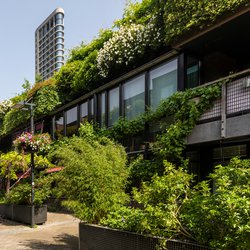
[12,100,36,228]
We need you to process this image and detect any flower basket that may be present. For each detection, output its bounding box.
[13,132,52,153]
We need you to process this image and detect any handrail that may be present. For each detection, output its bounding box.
[196,68,250,89]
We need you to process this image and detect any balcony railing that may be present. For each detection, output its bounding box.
[199,69,250,122]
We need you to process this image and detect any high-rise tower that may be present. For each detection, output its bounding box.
[35,8,65,81]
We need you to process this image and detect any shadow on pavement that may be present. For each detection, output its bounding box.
[19,233,78,250]
[0,216,27,227]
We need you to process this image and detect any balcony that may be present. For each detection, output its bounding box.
[187,68,250,145]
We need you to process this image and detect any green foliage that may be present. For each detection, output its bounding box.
[103,157,250,248]
[109,83,221,163]
[127,156,163,189]
[4,175,53,206]
[68,29,113,62]
[53,29,112,102]
[0,108,29,136]
[182,157,250,249]
[0,151,28,181]
[102,161,194,239]
[107,116,145,141]
[33,85,61,115]
[21,79,31,92]
[50,125,129,223]
[72,50,102,94]
[163,0,249,44]
[53,60,82,102]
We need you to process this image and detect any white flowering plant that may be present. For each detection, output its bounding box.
[13,132,52,153]
[0,100,13,117]
[97,18,163,78]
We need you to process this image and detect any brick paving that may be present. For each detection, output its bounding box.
[0,212,80,250]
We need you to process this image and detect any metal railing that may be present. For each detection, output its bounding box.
[199,69,250,122]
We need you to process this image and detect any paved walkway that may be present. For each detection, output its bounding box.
[0,212,80,249]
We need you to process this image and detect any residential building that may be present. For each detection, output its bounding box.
[1,5,250,181]
[35,7,65,81]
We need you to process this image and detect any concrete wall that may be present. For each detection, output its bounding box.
[187,113,250,145]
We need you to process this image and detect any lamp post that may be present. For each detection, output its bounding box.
[12,101,36,228]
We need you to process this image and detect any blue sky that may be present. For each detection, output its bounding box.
[0,0,128,101]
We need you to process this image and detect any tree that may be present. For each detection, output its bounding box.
[0,151,28,193]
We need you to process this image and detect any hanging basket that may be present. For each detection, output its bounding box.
[13,132,51,153]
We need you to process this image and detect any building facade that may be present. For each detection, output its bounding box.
[35,8,65,81]
[1,6,249,181]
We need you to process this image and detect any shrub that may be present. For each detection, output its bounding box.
[102,161,194,240]
[4,175,53,206]
[50,125,129,223]
[182,157,250,249]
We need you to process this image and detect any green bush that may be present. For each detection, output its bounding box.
[102,161,194,239]
[50,125,129,223]
[4,175,53,206]
[182,157,250,249]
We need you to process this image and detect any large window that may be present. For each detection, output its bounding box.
[124,74,145,120]
[66,106,78,136]
[80,102,88,123]
[54,112,64,139]
[149,59,177,109]
[108,87,119,127]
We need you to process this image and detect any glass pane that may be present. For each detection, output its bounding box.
[124,74,145,120]
[56,13,63,19]
[80,102,88,123]
[55,113,64,139]
[100,92,106,127]
[108,87,119,127]
[186,55,199,89]
[56,31,63,37]
[89,98,94,121]
[66,106,78,136]
[150,59,177,109]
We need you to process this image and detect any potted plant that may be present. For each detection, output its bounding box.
[0,175,52,225]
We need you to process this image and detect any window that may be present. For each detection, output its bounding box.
[54,112,64,139]
[56,25,64,31]
[55,62,63,68]
[100,92,106,127]
[56,56,63,62]
[149,59,177,109]
[80,102,88,123]
[66,106,78,136]
[56,13,64,19]
[56,31,63,37]
[56,50,63,56]
[56,44,63,50]
[89,98,94,121]
[56,38,63,44]
[186,55,200,89]
[56,19,63,25]
[108,87,119,127]
[124,74,145,120]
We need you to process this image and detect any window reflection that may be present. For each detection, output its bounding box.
[100,92,106,127]
[124,75,145,120]
[89,98,94,121]
[186,56,200,89]
[149,59,177,109]
[80,102,88,123]
[54,112,64,139]
[108,87,119,127]
[66,106,78,136]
